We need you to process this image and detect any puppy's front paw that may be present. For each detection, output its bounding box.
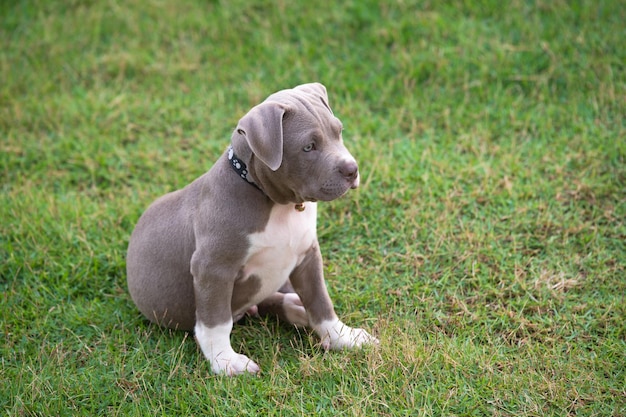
[195,321,260,376]
[211,351,260,376]
[316,319,379,351]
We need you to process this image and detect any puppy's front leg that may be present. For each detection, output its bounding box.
[191,251,260,376]
[290,245,379,350]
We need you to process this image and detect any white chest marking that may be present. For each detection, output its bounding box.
[241,203,317,305]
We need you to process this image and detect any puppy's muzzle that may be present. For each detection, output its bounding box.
[339,160,359,189]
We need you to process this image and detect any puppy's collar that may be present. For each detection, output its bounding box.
[227,145,306,212]
[228,145,263,192]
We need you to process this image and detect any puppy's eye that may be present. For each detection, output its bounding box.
[303,143,316,152]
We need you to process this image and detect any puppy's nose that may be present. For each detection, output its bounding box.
[339,160,359,181]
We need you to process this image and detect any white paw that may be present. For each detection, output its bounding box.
[210,350,260,376]
[194,321,260,376]
[316,319,379,351]
[283,293,309,327]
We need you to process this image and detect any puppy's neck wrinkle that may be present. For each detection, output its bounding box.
[248,157,298,205]
[229,140,301,207]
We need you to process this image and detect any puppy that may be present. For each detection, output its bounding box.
[127,83,377,375]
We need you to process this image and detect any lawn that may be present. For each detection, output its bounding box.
[1,0,624,415]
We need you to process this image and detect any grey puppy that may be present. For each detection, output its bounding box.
[127,83,377,375]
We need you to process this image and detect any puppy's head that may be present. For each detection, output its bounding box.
[233,83,359,204]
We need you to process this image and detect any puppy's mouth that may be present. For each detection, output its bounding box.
[315,182,355,201]
[301,173,359,203]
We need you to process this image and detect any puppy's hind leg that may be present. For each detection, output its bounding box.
[256,292,309,327]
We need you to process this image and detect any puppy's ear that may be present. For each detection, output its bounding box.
[295,82,333,115]
[236,101,286,171]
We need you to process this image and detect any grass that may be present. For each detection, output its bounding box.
[1,0,624,415]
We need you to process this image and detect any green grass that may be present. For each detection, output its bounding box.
[2,0,625,415]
